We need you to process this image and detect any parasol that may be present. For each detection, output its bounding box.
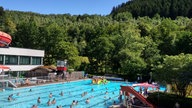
[0,65,10,73]
[132,82,158,88]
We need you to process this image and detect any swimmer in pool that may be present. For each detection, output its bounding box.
[8,96,12,101]
[105,91,108,94]
[49,93,52,98]
[60,91,63,96]
[57,105,62,108]
[31,104,37,108]
[37,97,41,103]
[17,92,20,96]
[9,94,13,97]
[113,101,116,105]
[51,98,56,104]
[47,99,51,106]
[72,100,76,106]
[85,98,90,104]
[76,101,79,105]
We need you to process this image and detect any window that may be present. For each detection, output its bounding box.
[5,55,18,65]
[0,55,3,64]
[32,57,41,65]
[20,56,30,65]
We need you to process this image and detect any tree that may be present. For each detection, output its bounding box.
[110,0,192,19]
[118,48,147,81]
[150,19,178,55]
[175,31,192,54]
[13,19,39,48]
[87,35,115,73]
[55,41,80,69]
[153,53,192,97]
[113,12,132,21]
[3,16,16,35]
[114,23,147,80]
[0,6,4,29]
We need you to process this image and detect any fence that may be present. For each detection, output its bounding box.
[0,71,85,89]
[126,104,153,108]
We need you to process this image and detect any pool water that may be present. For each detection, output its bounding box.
[0,80,165,108]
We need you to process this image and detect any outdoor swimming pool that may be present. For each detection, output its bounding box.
[0,79,166,108]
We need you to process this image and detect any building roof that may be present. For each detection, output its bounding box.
[0,47,44,57]
[30,65,56,72]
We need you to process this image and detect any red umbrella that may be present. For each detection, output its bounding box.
[0,65,10,72]
[132,82,158,88]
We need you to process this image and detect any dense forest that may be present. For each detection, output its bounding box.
[0,1,192,96]
[111,0,192,19]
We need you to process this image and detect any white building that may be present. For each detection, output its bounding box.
[0,47,44,72]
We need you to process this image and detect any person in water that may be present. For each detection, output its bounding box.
[49,93,52,98]
[17,92,20,96]
[37,97,41,103]
[57,106,62,108]
[105,91,108,94]
[113,101,116,105]
[76,101,79,105]
[9,94,13,97]
[31,104,37,108]
[8,96,12,101]
[86,98,90,104]
[51,98,56,104]
[72,100,76,106]
[91,88,94,91]
[60,91,63,96]
[47,99,51,106]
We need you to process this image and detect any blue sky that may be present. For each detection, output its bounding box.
[0,0,128,15]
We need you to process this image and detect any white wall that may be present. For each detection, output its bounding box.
[0,47,44,72]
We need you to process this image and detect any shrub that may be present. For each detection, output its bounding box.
[147,92,192,108]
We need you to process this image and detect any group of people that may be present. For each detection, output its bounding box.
[37,96,56,106]
[47,98,56,106]
[35,91,65,107]
[92,77,108,84]
[126,95,135,107]
[8,92,22,102]
[8,84,121,108]
[81,91,88,97]
[70,97,91,108]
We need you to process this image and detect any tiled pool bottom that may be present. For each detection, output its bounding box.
[0,80,129,108]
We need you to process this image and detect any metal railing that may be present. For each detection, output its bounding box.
[126,104,153,108]
[0,71,85,89]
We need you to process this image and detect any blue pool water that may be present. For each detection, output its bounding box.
[0,80,166,108]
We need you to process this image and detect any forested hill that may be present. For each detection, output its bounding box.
[111,0,192,19]
[1,6,192,82]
